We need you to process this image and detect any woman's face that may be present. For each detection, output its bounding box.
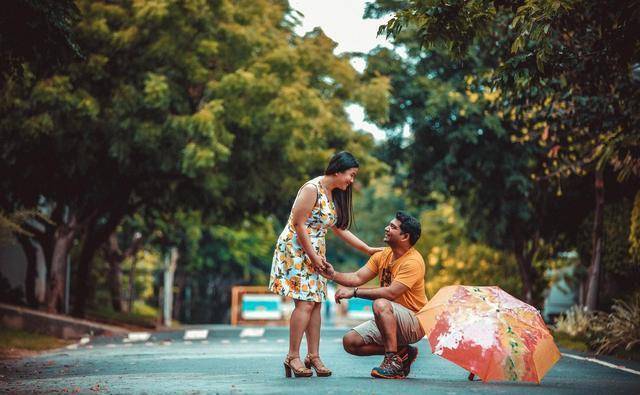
[336,167,358,190]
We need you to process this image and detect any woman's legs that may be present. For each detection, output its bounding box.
[288,299,315,366]
[305,302,322,356]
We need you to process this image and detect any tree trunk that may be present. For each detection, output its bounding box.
[16,235,38,308]
[127,258,137,312]
[513,232,538,305]
[162,247,178,327]
[72,207,128,317]
[105,233,124,312]
[586,169,605,311]
[46,214,77,313]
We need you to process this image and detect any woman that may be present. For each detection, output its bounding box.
[269,151,381,378]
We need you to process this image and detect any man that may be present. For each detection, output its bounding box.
[322,211,427,379]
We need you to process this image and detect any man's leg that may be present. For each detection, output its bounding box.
[342,330,385,356]
[372,298,398,353]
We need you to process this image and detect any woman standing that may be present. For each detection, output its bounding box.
[269,151,380,378]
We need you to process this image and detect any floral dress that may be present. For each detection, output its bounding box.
[269,177,336,302]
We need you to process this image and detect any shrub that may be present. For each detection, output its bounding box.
[554,305,594,338]
[591,293,640,355]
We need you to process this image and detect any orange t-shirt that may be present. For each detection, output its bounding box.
[365,247,427,313]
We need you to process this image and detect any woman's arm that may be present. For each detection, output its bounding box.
[291,184,325,271]
[331,227,382,256]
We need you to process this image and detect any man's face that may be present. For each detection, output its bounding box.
[383,218,405,245]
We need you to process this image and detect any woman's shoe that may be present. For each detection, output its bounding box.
[284,354,313,378]
[304,354,332,377]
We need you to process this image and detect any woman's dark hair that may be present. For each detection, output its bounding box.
[395,211,421,245]
[325,151,359,230]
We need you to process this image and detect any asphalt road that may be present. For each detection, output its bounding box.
[1,326,639,394]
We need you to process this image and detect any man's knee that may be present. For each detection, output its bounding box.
[372,298,392,317]
[342,330,364,355]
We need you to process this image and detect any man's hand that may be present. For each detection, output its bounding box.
[319,260,335,280]
[334,287,354,304]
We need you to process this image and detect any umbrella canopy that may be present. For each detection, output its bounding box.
[416,285,561,383]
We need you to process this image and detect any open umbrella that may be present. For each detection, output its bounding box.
[416,285,561,383]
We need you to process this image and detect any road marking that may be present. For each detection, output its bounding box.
[184,329,209,340]
[144,342,155,346]
[161,341,172,346]
[239,328,265,337]
[562,353,640,376]
[86,345,93,349]
[221,339,230,344]
[332,338,342,343]
[66,344,78,350]
[106,344,116,348]
[200,340,209,344]
[258,339,267,343]
[125,332,151,342]
[80,337,90,345]
[276,339,285,343]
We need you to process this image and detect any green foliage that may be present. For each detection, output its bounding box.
[415,199,522,298]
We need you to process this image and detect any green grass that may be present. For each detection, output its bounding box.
[553,331,590,352]
[0,326,72,352]
[87,301,169,329]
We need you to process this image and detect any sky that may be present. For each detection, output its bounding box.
[289,0,392,141]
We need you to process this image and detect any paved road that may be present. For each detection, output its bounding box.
[1,326,639,394]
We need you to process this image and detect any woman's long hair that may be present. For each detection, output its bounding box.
[325,151,359,230]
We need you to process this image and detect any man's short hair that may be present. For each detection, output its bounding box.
[395,211,421,246]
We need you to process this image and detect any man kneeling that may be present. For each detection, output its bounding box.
[323,211,427,379]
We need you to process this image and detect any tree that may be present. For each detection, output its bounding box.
[1,0,389,315]
[372,0,640,307]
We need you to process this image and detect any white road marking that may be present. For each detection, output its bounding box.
[239,328,265,337]
[332,338,342,343]
[258,339,267,343]
[276,339,285,343]
[221,339,231,344]
[184,329,209,340]
[86,345,93,349]
[66,344,78,350]
[125,332,151,342]
[161,341,172,346]
[80,337,90,345]
[200,340,209,344]
[106,344,116,348]
[562,353,640,376]
[144,342,155,346]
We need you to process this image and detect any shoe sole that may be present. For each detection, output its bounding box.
[370,370,406,379]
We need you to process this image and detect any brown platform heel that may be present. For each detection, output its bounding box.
[284,354,312,378]
[304,354,332,377]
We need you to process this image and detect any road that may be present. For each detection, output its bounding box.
[1,326,639,394]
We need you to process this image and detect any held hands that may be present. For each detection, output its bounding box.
[317,257,335,280]
[309,253,326,273]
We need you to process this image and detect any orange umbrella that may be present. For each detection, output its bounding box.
[416,285,561,383]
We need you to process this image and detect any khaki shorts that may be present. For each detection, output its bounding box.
[352,301,425,346]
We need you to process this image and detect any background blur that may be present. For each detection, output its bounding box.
[1,1,638,357]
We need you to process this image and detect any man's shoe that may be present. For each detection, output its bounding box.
[370,354,406,379]
[399,345,418,376]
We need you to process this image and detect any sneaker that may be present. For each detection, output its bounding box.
[370,354,405,379]
[399,345,419,376]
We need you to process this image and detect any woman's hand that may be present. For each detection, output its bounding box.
[309,253,326,272]
[366,246,385,256]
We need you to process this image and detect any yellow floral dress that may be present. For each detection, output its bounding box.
[269,177,336,302]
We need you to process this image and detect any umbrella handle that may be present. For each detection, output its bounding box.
[468,372,475,381]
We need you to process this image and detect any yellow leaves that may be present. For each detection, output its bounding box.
[133,0,173,22]
[467,91,479,103]
[356,76,391,124]
[143,73,170,110]
[483,89,500,103]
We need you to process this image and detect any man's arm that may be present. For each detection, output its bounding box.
[334,281,409,304]
[330,265,377,288]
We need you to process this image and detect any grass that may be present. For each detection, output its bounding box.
[0,326,73,356]
[553,331,590,352]
[86,301,170,329]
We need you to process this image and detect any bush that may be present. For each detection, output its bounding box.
[591,293,640,355]
[554,305,594,338]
